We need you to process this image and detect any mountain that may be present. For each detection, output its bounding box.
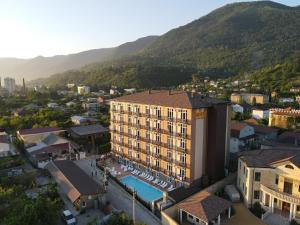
[0,36,158,83]
[31,1,300,88]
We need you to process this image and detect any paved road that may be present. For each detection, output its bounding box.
[75,158,161,225]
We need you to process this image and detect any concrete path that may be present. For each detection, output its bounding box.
[75,158,161,225]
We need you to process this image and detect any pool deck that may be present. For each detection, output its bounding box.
[98,159,171,192]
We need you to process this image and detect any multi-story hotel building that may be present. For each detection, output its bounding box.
[238,149,300,222]
[110,90,231,186]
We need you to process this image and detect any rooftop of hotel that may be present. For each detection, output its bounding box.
[239,149,300,168]
[111,90,228,108]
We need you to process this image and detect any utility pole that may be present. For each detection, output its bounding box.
[133,189,136,224]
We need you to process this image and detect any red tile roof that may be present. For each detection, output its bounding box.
[177,191,232,223]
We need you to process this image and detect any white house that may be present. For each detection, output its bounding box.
[71,116,88,125]
[77,86,90,95]
[230,122,255,153]
[252,109,269,120]
[232,104,244,114]
[279,98,294,103]
[66,101,76,107]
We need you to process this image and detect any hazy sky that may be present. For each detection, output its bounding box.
[0,0,298,59]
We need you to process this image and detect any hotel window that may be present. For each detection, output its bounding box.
[120,115,124,122]
[128,139,132,147]
[120,105,124,112]
[179,168,185,177]
[146,119,150,128]
[254,190,260,199]
[155,146,160,155]
[127,104,131,113]
[155,160,160,168]
[146,106,150,115]
[168,108,174,119]
[136,142,140,149]
[298,185,300,192]
[146,131,150,140]
[179,124,187,136]
[155,120,161,129]
[167,163,172,173]
[146,144,150,152]
[180,139,186,149]
[245,169,248,178]
[254,172,261,181]
[168,122,173,134]
[128,149,132,157]
[146,156,150,163]
[112,104,116,111]
[180,154,186,163]
[180,110,187,121]
[167,136,173,148]
[167,151,172,159]
[156,133,161,142]
[245,187,247,195]
[136,152,140,159]
[136,130,140,139]
[128,116,132,125]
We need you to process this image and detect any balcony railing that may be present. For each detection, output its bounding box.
[261,184,300,205]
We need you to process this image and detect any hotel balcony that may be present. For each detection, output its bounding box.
[261,184,300,205]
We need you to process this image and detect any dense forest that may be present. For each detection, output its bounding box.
[34,1,300,88]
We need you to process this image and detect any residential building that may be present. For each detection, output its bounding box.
[248,124,278,143]
[252,108,269,120]
[230,122,255,153]
[238,149,300,222]
[296,96,300,103]
[0,132,16,157]
[47,160,105,211]
[4,77,16,93]
[82,102,100,111]
[110,90,231,186]
[269,108,300,129]
[78,86,90,95]
[231,93,269,105]
[47,102,59,108]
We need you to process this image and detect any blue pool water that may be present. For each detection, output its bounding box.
[120,175,163,202]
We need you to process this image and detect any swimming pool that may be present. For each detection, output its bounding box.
[120,175,163,202]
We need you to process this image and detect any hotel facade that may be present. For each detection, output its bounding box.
[238,149,300,222]
[110,90,230,186]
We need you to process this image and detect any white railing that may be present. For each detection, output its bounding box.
[261,184,300,204]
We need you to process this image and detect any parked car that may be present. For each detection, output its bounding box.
[62,210,76,225]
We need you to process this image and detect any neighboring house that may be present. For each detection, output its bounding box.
[296,96,300,103]
[69,124,108,152]
[248,124,278,143]
[17,127,66,145]
[47,160,105,211]
[269,108,300,129]
[71,116,88,125]
[231,93,269,105]
[230,122,255,153]
[279,98,294,103]
[82,102,100,112]
[238,149,300,222]
[252,108,269,120]
[232,104,244,114]
[25,133,78,168]
[78,86,90,95]
[0,132,16,157]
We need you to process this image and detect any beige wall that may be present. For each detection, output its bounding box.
[238,158,300,207]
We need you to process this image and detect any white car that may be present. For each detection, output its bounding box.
[62,210,77,225]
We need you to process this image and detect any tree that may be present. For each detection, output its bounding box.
[104,213,146,225]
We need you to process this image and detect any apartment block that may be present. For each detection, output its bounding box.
[231,93,269,105]
[238,149,300,222]
[110,90,230,186]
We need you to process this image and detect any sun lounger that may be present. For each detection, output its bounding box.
[152,179,158,184]
[148,176,154,181]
